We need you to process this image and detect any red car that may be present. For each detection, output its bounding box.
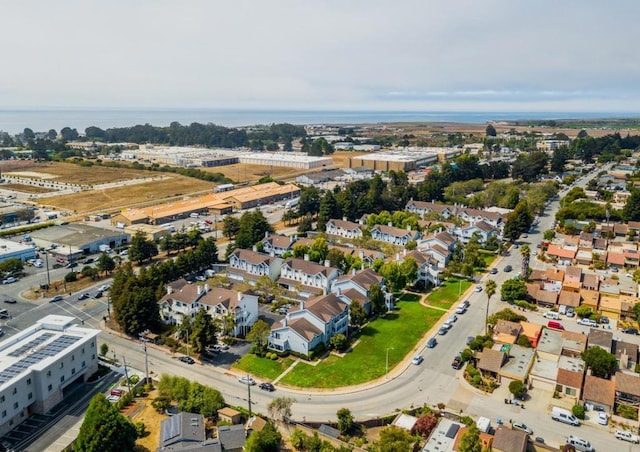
[204,219,213,225]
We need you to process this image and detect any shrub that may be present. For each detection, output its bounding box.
[509,380,527,398]
[616,403,639,420]
[572,404,585,420]
[64,272,77,282]
[135,422,146,438]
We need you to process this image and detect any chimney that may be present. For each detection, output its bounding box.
[343,216,347,222]
[352,268,356,276]
[166,285,173,295]
[324,259,330,267]
[237,291,243,302]
[270,250,275,257]
[300,300,305,310]
[388,221,393,227]
[252,245,258,252]
[336,287,341,296]
[204,283,209,293]
[265,231,270,238]
[407,225,411,231]
[403,249,407,256]
[283,315,287,327]
[197,286,202,295]
[359,250,364,259]
[304,253,310,261]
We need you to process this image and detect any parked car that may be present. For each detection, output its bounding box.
[597,412,608,425]
[78,293,90,300]
[490,268,498,274]
[466,336,475,345]
[238,376,256,386]
[599,316,609,324]
[451,355,463,370]
[615,429,639,444]
[623,327,639,335]
[438,326,448,336]
[2,277,18,284]
[411,355,424,365]
[52,263,63,269]
[65,262,78,269]
[93,291,103,299]
[98,285,110,292]
[474,285,482,292]
[565,308,575,318]
[3,297,16,304]
[503,265,512,272]
[426,337,437,348]
[50,295,64,303]
[179,356,195,364]
[259,382,275,392]
[577,318,597,327]
[512,421,533,435]
[82,257,95,264]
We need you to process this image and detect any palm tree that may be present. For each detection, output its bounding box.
[485,280,497,336]
[520,244,531,279]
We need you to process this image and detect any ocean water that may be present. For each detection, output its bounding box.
[0,109,635,135]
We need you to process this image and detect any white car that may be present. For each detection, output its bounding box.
[597,412,608,425]
[577,318,597,327]
[615,429,639,444]
[98,285,110,292]
[238,375,256,386]
[2,277,17,284]
[511,421,532,435]
[474,285,482,292]
[411,355,424,365]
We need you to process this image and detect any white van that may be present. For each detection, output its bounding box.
[544,311,560,320]
[566,435,593,452]
[551,407,580,426]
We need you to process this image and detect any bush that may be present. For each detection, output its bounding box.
[616,403,639,420]
[509,380,527,398]
[135,422,146,438]
[64,272,77,282]
[572,404,585,420]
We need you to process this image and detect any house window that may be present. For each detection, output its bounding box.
[60,376,64,383]
[1,410,5,418]
[0,395,4,402]
[72,368,76,375]
[82,348,85,354]
[28,393,32,400]
[59,362,64,369]
[48,384,52,391]
[47,371,51,377]
[12,388,16,395]
[27,378,31,385]
[82,361,86,368]
[13,402,18,409]
[71,355,75,361]
[565,387,577,396]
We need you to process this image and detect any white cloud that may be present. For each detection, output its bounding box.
[0,0,638,112]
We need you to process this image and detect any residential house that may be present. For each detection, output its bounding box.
[536,328,563,361]
[615,223,629,237]
[582,273,600,291]
[499,345,535,386]
[420,230,457,268]
[558,290,581,310]
[528,285,558,307]
[588,329,613,353]
[555,356,586,402]
[326,218,364,239]
[457,207,503,228]
[260,233,296,257]
[477,349,506,381]
[369,223,420,246]
[492,426,528,452]
[268,293,349,356]
[624,249,640,268]
[614,341,639,372]
[402,249,441,286]
[519,322,542,348]
[561,331,588,358]
[278,257,340,296]
[582,375,615,413]
[614,372,640,417]
[575,249,593,266]
[332,268,387,314]
[579,232,594,248]
[454,220,496,244]
[404,200,453,219]
[199,287,259,337]
[607,251,625,270]
[217,425,246,452]
[580,289,600,311]
[545,267,565,284]
[227,248,283,283]
[157,412,207,450]
[158,280,202,325]
[493,320,522,344]
[563,266,583,292]
[593,238,608,252]
[546,244,576,266]
[217,407,242,425]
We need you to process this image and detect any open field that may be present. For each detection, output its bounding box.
[232,355,294,380]
[425,278,472,310]
[130,390,166,452]
[0,183,55,194]
[41,177,213,214]
[279,296,443,388]
[0,161,156,185]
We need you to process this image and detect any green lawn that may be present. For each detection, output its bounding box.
[481,251,497,268]
[279,298,443,388]
[232,355,294,380]
[425,278,472,309]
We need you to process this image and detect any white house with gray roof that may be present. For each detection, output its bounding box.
[278,257,340,296]
[227,248,282,283]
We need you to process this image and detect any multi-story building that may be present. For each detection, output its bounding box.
[278,257,340,297]
[0,315,100,436]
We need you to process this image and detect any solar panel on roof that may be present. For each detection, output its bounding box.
[8,333,55,357]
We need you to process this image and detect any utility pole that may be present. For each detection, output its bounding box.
[44,251,51,288]
[247,374,252,418]
[142,340,149,384]
[123,356,132,394]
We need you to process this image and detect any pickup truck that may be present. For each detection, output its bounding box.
[451,355,463,370]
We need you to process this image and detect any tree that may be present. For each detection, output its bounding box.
[337,408,355,435]
[97,252,116,276]
[487,308,527,326]
[297,215,314,234]
[74,394,137,452]
[330,333,347,351]
[509,380,527,399]
[245,422,282,452]
[190,308,217,354]
[349,302,367,329]
[247,320,271,354]
[500,278,527,302]
[129,231,158,264]
[412,414,437,438]
[267,397,295,421]
[575,305,594,319]
[373,425,417,452]
[516,335,532,347]
[369,284,385,316]
[317,191,339,232]
[222,215,240,239]
[581,346,617,378]
[100,343,109,356]
[543,229,556,241]
[457,425,482,452]
[503,200,534,242]
[622,190,640,222]
[520,244,531,278]
[485,124,497,137]
[485,280,497,335]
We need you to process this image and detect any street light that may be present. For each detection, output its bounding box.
[386,347,394,379]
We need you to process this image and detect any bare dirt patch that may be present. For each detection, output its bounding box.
[131,390,167,452]
[40,176,213,214]
[1,161,155,185]
[0,183,55,194]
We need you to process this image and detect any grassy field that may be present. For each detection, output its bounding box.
[425,278,472,310]
[278,296,443,388]
[1,161,155,185]
[41,177,213,214]
[481,251,497,268]
[0,183,55,194]
[232,355,294,380]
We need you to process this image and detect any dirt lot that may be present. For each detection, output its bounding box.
[41,176,213,214]
[129,390,167,452]
[0,161,155,185]
[0,183,54,194]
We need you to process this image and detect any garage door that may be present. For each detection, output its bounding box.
[529,376,555,392]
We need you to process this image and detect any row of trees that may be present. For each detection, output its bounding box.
[156,374,225,417]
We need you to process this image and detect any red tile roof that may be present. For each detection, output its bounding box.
[547,244,576,260]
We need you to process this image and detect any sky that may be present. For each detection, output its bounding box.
[1,0,639,112]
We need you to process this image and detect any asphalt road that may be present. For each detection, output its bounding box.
[1,163,628,450]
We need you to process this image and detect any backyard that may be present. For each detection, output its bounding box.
[277,295,443,388]
[425,278,472,310]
